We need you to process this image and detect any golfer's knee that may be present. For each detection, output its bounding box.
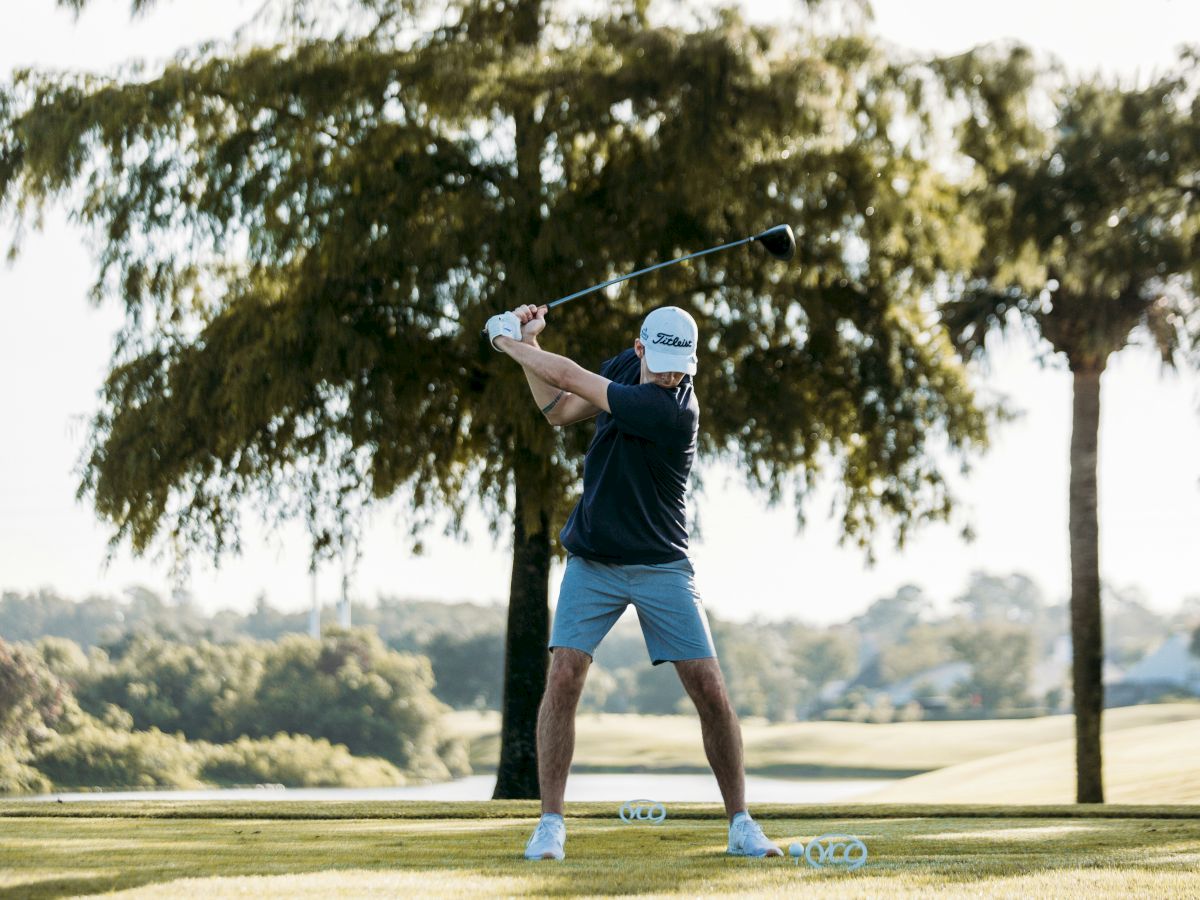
[694,682,731,717]
[681,667,731,715]
[547,648,590,697]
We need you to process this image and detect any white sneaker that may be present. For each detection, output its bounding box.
[524,814,566,861]
[727,813,783,858]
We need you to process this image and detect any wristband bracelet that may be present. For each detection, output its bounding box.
[541,390,566,415]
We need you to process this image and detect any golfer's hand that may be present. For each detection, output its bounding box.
[485,312,522,351]
[514,304,548,343]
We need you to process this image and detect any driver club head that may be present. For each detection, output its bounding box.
[753,224,796,261]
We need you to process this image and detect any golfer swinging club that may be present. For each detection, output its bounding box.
[487,303,784,862]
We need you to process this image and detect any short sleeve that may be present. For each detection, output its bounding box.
[607,383,682,442]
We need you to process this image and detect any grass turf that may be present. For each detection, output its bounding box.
[1,802,1198,898]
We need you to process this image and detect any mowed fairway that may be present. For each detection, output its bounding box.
[1,802,1199,898]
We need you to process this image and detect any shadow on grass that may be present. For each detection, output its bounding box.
[1,810,1199,898]
[0,879,112,900]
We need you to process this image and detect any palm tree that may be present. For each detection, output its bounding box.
[937,47,1200,802]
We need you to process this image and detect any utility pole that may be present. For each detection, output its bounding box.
[337,558,352,629]
[307,568,321,638]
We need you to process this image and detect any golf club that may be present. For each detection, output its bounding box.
[544,224,795,310]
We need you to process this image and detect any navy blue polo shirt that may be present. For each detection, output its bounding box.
[559,348,699,564]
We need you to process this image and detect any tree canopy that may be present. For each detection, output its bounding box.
[1,0,991,563]
[936,45,1200,371]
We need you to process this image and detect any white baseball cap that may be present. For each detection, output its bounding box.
[639,306,699,375]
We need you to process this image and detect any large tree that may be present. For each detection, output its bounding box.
[936,46,1200,801]
[2,0,990,797]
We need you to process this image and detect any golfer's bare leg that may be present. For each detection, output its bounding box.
[674,658,746,819]
[538,647,591,815]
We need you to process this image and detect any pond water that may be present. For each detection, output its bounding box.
[27,774,891,804]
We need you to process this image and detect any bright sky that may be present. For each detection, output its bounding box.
[1,0,1198,624]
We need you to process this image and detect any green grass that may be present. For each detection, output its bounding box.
[1,802,1198,898]
[446,702,1200,778]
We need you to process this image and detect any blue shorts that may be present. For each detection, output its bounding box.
[550,554,717,665]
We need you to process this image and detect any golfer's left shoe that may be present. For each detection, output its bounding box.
[727,812,784,858]
[524,813,566,861]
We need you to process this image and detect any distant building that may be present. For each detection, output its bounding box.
[1032,635,1072,712]
[1107,634,1200,707]
[884,661,971,708]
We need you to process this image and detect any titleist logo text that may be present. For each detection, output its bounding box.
[651,333,692,348]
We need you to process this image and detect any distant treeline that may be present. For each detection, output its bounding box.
[0,628,468,795]
[3,575,1191,726]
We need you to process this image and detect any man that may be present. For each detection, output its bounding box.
[487,303,783,862]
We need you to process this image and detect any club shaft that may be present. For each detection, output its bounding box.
[545,236,754,309]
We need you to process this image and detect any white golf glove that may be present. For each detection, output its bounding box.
[486,311,522,350]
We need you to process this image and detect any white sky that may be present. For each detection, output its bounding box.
[1,0,1199,624]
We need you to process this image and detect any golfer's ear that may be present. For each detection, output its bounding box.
[634,339,645,358]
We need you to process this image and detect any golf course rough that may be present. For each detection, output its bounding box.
[2,802,1199,898]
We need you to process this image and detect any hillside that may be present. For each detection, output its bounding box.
[445,702,1200,778]
[857,718,1200,804]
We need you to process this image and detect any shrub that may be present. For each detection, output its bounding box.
[0,750,51,795]
[31,717,204,789]
[242,629,459,777]
[76,633,259,742]
[198,733,408,787]
[0,638,70,751]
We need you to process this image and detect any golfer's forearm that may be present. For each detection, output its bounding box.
[499,338,581,392]
[516,340,570,410]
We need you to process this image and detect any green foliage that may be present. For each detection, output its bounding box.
[32,716,205,790]
[788,626,857,689]
[949,622,1035,714]
[577,663,617,713]
[0,638,70,757]
[876,623,959,684]
[0,1,990,569]
[954,572,1045,625]
[197,733,408,787]
[76,632,259,742]
[937,46,1200,371]
[0,588,509,651]
[366,598,507,654]
[55,0,165,14]
[244,629,459,778]
[0,750,51,795]
[422,632,504,710]
[35,636,93,686]
[27,711,417,791]
[852,584,930,638]
[0,589,126,647]
[1,621,469,792]
[632,665,690,716]
[68,627,466,777]
[713,620,803,721]
[8,579,1075,724]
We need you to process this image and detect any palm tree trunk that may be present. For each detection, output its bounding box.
[492,477,551,799]
[1069,366,1104,803]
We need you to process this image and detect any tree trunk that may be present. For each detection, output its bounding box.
[1069,366,1104,803]
[492,0,550,802]
[492,477,551,799]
